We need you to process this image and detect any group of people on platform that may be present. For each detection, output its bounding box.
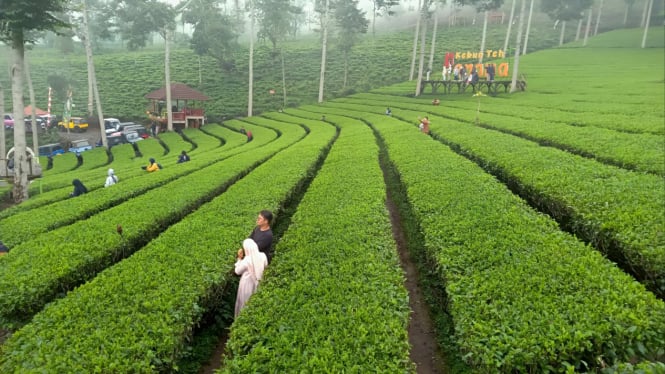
[441,63,496,83]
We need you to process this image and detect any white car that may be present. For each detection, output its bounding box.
[104,118,121,134]
[124,131,143,144]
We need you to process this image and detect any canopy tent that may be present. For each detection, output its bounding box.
[23,105,48,116]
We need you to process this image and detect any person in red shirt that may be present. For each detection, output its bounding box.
[418,116,430,134]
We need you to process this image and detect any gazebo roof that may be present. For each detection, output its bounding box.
[144,82,210,101]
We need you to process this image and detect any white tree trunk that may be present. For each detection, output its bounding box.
[415,5,428,96]
[281,50,287,109]
[83,0,106,147]
[24,54,39,153]
[503,0,516,53]
[409,0,422,81]
[594,0,604,35]
[583,8,592,46]
[11,42,29,202]
[428,3,438,72]
[522,0,534,54]
[343,51,348,88]
[318,0,329,103]
[372,1,377,37]
[248,0,255,115]
[479,10,488,63]
[575,17,583,40]
[641,0,653,48]
[640,0,649,27]
[623,2,630,26]
[0,81,6,169]
[510,0,526,93]
[165,28,173,131]
[559,20,567,45]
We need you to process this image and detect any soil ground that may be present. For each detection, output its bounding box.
[195,196,447,373]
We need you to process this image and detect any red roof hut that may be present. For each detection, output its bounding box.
[144,83,210,129]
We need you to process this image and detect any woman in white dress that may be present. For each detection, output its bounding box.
[234,238,268,317]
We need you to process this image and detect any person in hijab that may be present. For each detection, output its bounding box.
[234,238,268,317]
[70,179,88,197]
[177,150,190,163]
[105,168,118,187]
[142,158,159,172]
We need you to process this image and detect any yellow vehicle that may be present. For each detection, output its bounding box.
[57,117,89,132]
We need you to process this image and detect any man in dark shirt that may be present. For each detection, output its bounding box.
[248,210,274,262]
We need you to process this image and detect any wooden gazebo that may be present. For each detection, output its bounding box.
[144,83,210,129]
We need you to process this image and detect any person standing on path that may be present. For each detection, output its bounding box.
[234,238,268,317]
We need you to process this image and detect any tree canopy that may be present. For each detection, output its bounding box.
[0,0,69,46]
[541,0,593,21]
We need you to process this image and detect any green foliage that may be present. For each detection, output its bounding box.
[0,0,69,46]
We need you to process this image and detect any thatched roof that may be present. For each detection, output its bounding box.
[144,82,210,101]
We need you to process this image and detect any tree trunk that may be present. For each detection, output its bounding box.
[318,0,329,103]
[503,0,516,54]
[343,51,348,88]
[583,8,592,46]
[428,3,438,72]
[623,2,631,26]
[415,5,428,96]
[479,10,488,63]
[559,20,567,45]
[11,37,29,202]
[575,17,583,40]
[372,1,377,37]
[409,0,422,81]
[510,0,526,93]
[640,0,649,27]
[0,81,6,171]
[83,0,106,147]
[641,0,653,48]
[248,0,255,115]
[281,50,287,109]
[165,28,173,131]
[24,54,39,153]
[522,0,534,54]
[594,0,604,35]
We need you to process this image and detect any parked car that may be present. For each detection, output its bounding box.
[124,131,143,144]
[122,124,150,139]
[106,134,125,148]
[104,118,121,134]
[58,117,89,132]
[68,139,93,153]
[38,143,65,157]
[3,114,14,129]
[117,122,137,131]
[39,114,58,128]
[25,116,46,132]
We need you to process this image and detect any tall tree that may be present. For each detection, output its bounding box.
[255,0,302,51]
[641,0,653,48]
[317,0,330,103]
[24,54,39,153]
[414,0,431,95]
[0,0,69,202]
[0,82,5,171]
[81,0,107,147]
[509,0,525,93]
[623,0,636,26]
[255,0,302,108]
[521,0,534,54]
[593,0,603,35]
[112,0,175,50]
[582,5,592,46]
[334,0,369,88]
[409,0,422,81]
[427,2,439,72]
[183,0,239,71]
[248,0,255,115]
[371,0,400,37]
[502,0,516,53]
[542,0,593,44]
[455,0,505,63]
